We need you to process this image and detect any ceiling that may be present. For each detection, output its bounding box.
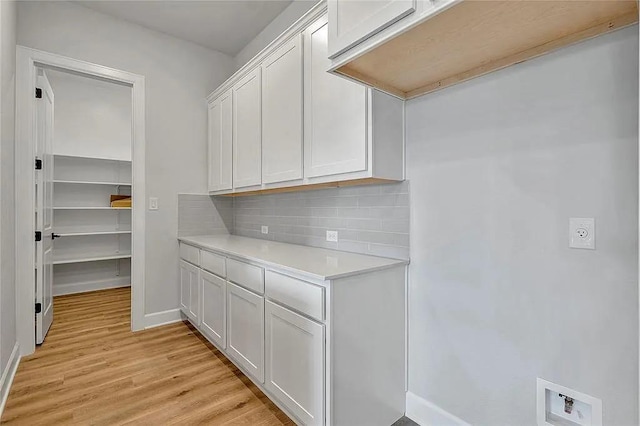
[75,0,295,56]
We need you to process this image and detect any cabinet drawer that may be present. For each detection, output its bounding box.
[179,243,200,266]
[227,258,264,294]
[265,271,324,321]
[200,250,226,278]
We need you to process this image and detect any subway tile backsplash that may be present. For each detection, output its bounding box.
[177,193,233,237]
[178,182,410,260]
[232,181,410,260]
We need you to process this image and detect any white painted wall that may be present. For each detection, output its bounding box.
[234,0,317,70]
[47,69,132,161]
[0,0,18,377]
[17,1,235,315]
[406,27,639,425]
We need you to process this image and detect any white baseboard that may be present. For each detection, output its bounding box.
[53,277,131,296]
[0,343,20,417]
[144,308,183,329]
[406,392,471,426]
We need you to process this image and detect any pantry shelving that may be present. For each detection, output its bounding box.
[53,206,131,210]
[53,253,132,265]
[54,180,132,186]
[56,230,132,237]
[53,154,132,295]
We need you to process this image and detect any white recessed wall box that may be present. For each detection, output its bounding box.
[537,378,602,426]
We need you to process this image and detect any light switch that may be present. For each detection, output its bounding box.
[569,218,594,250]
[149,197,158,211]
[261,226,268,234]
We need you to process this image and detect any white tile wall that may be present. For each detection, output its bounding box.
[233,182,410,260]
[177,194,232,237]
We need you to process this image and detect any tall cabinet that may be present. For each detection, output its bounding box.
[232,68,262,189]
[53,155,132,295]
[207,2,405,196]
[208,90,232,192]
[304,15,367,178]
[261,34,304,184]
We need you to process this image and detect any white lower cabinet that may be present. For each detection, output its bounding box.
[178,240,406,425]
[226,281,265,383]
[265,300,325,426]
[200,269,226,349]
[179,259,200,325]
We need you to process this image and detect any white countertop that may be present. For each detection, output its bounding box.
[178,234,407,281]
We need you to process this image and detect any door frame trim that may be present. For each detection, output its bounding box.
[15,46,146,355]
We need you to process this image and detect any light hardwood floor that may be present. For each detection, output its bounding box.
[1,287,293,425]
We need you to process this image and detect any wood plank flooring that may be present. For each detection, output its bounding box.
[1,287,293,425]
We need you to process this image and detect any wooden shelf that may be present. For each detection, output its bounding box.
[53,253,132,265]
[56,230,132,237]
[54,180,131,186]
[332,0,638,99]
[54,206,131,210]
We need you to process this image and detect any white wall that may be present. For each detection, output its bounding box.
[47,69,132,161]
[234,0,317,69]
[406,27,638,425]
[0,0,18,377]
[17,1,235,315]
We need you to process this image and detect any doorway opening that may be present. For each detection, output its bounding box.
[16,47,146,355]
[34,67,134,344]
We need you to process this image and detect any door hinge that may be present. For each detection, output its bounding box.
[35,303,42,314]
[35,87,42,99]
[35,231,42,242]
[35,158,42,170]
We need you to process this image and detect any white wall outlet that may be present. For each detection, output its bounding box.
[261,225,268,234]
[326,230,338,242]
[569,218,594,250]
[537,378,602,426]
[149,197,158,211]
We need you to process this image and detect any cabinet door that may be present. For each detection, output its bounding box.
[208,90,232,192]
[265,301,324,426]
[328,0,416,58]
[189,269,200,325]
[179,260,199,324]
[227,281,265,382]
[200,269,226,348]
[304,15,368,179]
[262,35,304,184]
[233,68,262,189]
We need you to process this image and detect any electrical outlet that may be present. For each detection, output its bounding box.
[149,197,158,211]
[261,225,268,234]
[326,230,338,242]
[569,218,595,250]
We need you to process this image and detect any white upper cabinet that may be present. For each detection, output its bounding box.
[304,15,367,179]
[207,90,232,192]
[207,3,405,196]
[327,0,416,59]
[233,68,262,189]
[261,34,304,184]
[327,0,638,99]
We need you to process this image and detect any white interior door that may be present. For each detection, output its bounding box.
[35,70,55,344]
